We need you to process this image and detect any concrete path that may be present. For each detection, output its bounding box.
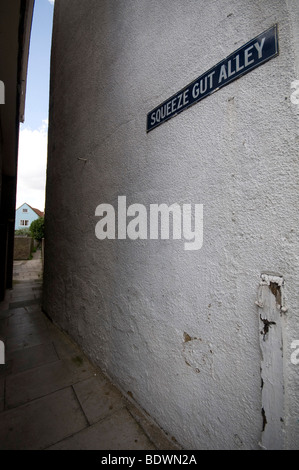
[0,257,179,450]
[12,248,43,282]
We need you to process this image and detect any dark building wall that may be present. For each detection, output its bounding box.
[0,0,34,299]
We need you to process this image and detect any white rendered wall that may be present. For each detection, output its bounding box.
[43,0,299,449]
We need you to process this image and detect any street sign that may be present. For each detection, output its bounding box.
[147,24,278,132]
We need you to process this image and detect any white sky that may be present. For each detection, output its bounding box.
[15,0,54,212]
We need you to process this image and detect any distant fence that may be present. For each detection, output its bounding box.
[13,236,33,260]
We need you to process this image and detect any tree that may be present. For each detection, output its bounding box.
[29,217,45,241]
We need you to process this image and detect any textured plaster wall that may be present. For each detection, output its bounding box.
[43,0,299,449]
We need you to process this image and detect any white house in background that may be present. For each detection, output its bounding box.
[15,203,44,231]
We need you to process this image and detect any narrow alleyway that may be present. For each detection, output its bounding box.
[0,251,179,450]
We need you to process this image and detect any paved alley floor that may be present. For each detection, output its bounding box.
[12,249,43,282]
[0,255,179,450]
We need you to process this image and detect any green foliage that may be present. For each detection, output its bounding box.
[29,217,45,241]
[15,228,30,236]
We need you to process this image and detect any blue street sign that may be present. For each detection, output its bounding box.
[147,24,279,132]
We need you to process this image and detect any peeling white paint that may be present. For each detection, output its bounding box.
[258,274,285,450]
[260,273,284,287]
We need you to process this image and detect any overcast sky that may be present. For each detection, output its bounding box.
[16,0,54,212]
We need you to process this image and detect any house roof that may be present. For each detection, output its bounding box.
[28,204,44,218]
[16,203,44,218]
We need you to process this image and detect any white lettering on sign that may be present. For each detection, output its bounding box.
[192,71,215,99]
[218,37,266,84]
[150,89,190,127]
[291,340,299,365]
[290,80,299,105]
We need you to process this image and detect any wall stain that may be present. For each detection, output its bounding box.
[71,355,84,366]
[262,407,267,432]
[183,332,200,343]
[260,315,276,341]
[183,332,192,342]
[182,332,212,374]
[269,282,281,306]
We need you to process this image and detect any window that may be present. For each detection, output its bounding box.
[20,220,29,226]
[22,208,28,213]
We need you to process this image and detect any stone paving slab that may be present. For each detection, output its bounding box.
[0,377,4,412]
[45,320,92,361]
[5,357,94,410]
[6,310,46,329]
[23,303,43,314]
[5,317,48,340]
[9,292,41,302]
[73,376,126,426]
[0,269,180,450]
[12,281,42,289]
[6,328,51,354]
[12,253,43,284]
[11,282,38,289]
[0,377,4,397]
[0,318,7,339]
[9,298,41,310]
[126,402,180,451]
[0,387,88,450]
[0,307,27,321]
[48,407,156,450]
[8,342,59,375]
[0,360,12,378]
